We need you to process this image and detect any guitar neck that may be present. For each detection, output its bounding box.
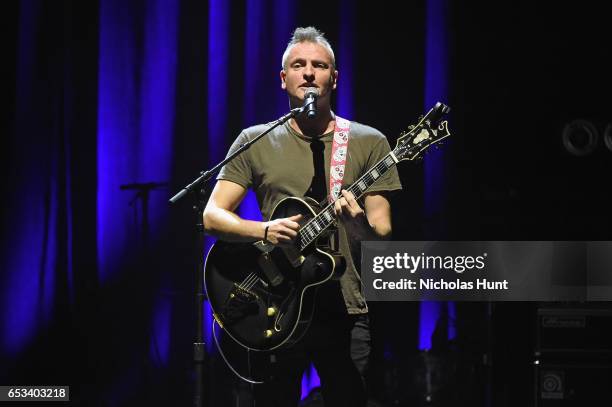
[298,150,399,250]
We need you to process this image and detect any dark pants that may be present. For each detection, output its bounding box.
[253,297,370,407]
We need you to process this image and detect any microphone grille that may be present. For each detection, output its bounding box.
[305,87,319,97]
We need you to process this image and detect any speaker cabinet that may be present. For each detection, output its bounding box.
[535,362,612,406]
[536,305,612,356]
[534,304,612,406]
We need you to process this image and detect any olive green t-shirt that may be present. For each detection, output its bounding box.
[217,120,402,314]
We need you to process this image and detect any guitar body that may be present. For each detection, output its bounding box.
[204,196,345,351]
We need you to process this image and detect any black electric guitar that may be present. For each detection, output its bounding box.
[204,102,451,351]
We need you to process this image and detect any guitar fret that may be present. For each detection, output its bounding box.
[317,218,326,230]
[308,226,316,239]
[307,227,315,239]
[299,206,335,250]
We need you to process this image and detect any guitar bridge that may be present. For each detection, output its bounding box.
[232,283,258,299]
[218,284,260,326]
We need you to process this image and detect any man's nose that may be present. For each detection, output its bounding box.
[303,64,315,79]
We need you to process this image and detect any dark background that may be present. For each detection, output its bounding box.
[1,0,610,406]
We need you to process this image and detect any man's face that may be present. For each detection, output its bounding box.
[280,41,337,107]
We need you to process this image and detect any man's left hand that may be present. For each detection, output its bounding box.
[334,189,365,221]
[334,189,392,270]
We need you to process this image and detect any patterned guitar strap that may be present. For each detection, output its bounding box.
[329,115,351,202]
[327,116,350,253]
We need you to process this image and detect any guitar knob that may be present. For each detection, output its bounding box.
[265,329,273,338]
[267,307,277,316]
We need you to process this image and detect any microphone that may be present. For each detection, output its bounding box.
[304,87,319,119]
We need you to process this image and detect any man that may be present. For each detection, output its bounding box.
[204,26,401,407]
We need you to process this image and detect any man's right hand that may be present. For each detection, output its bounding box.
[263,214,303,245]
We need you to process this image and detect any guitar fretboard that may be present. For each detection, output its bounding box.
[297,151,398,250]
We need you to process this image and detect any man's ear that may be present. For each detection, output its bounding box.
[331,70,338,90]
[280,70,287,89]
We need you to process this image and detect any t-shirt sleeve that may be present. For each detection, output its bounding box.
[364,135,403,194]
[216,132,253,189]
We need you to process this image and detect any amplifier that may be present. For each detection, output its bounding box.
[534,361,612,407]
[535,306,612,355]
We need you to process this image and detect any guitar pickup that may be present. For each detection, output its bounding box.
[257,252,284,287]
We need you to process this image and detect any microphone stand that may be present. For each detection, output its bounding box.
[119,181,168,400]
[169,106,303,407]
[121,182,168,249]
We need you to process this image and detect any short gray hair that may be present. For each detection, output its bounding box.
[281,27,336,70]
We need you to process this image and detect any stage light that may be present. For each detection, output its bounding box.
[562,119,599,156]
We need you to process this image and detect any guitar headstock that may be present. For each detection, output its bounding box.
[393,102,451,161]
